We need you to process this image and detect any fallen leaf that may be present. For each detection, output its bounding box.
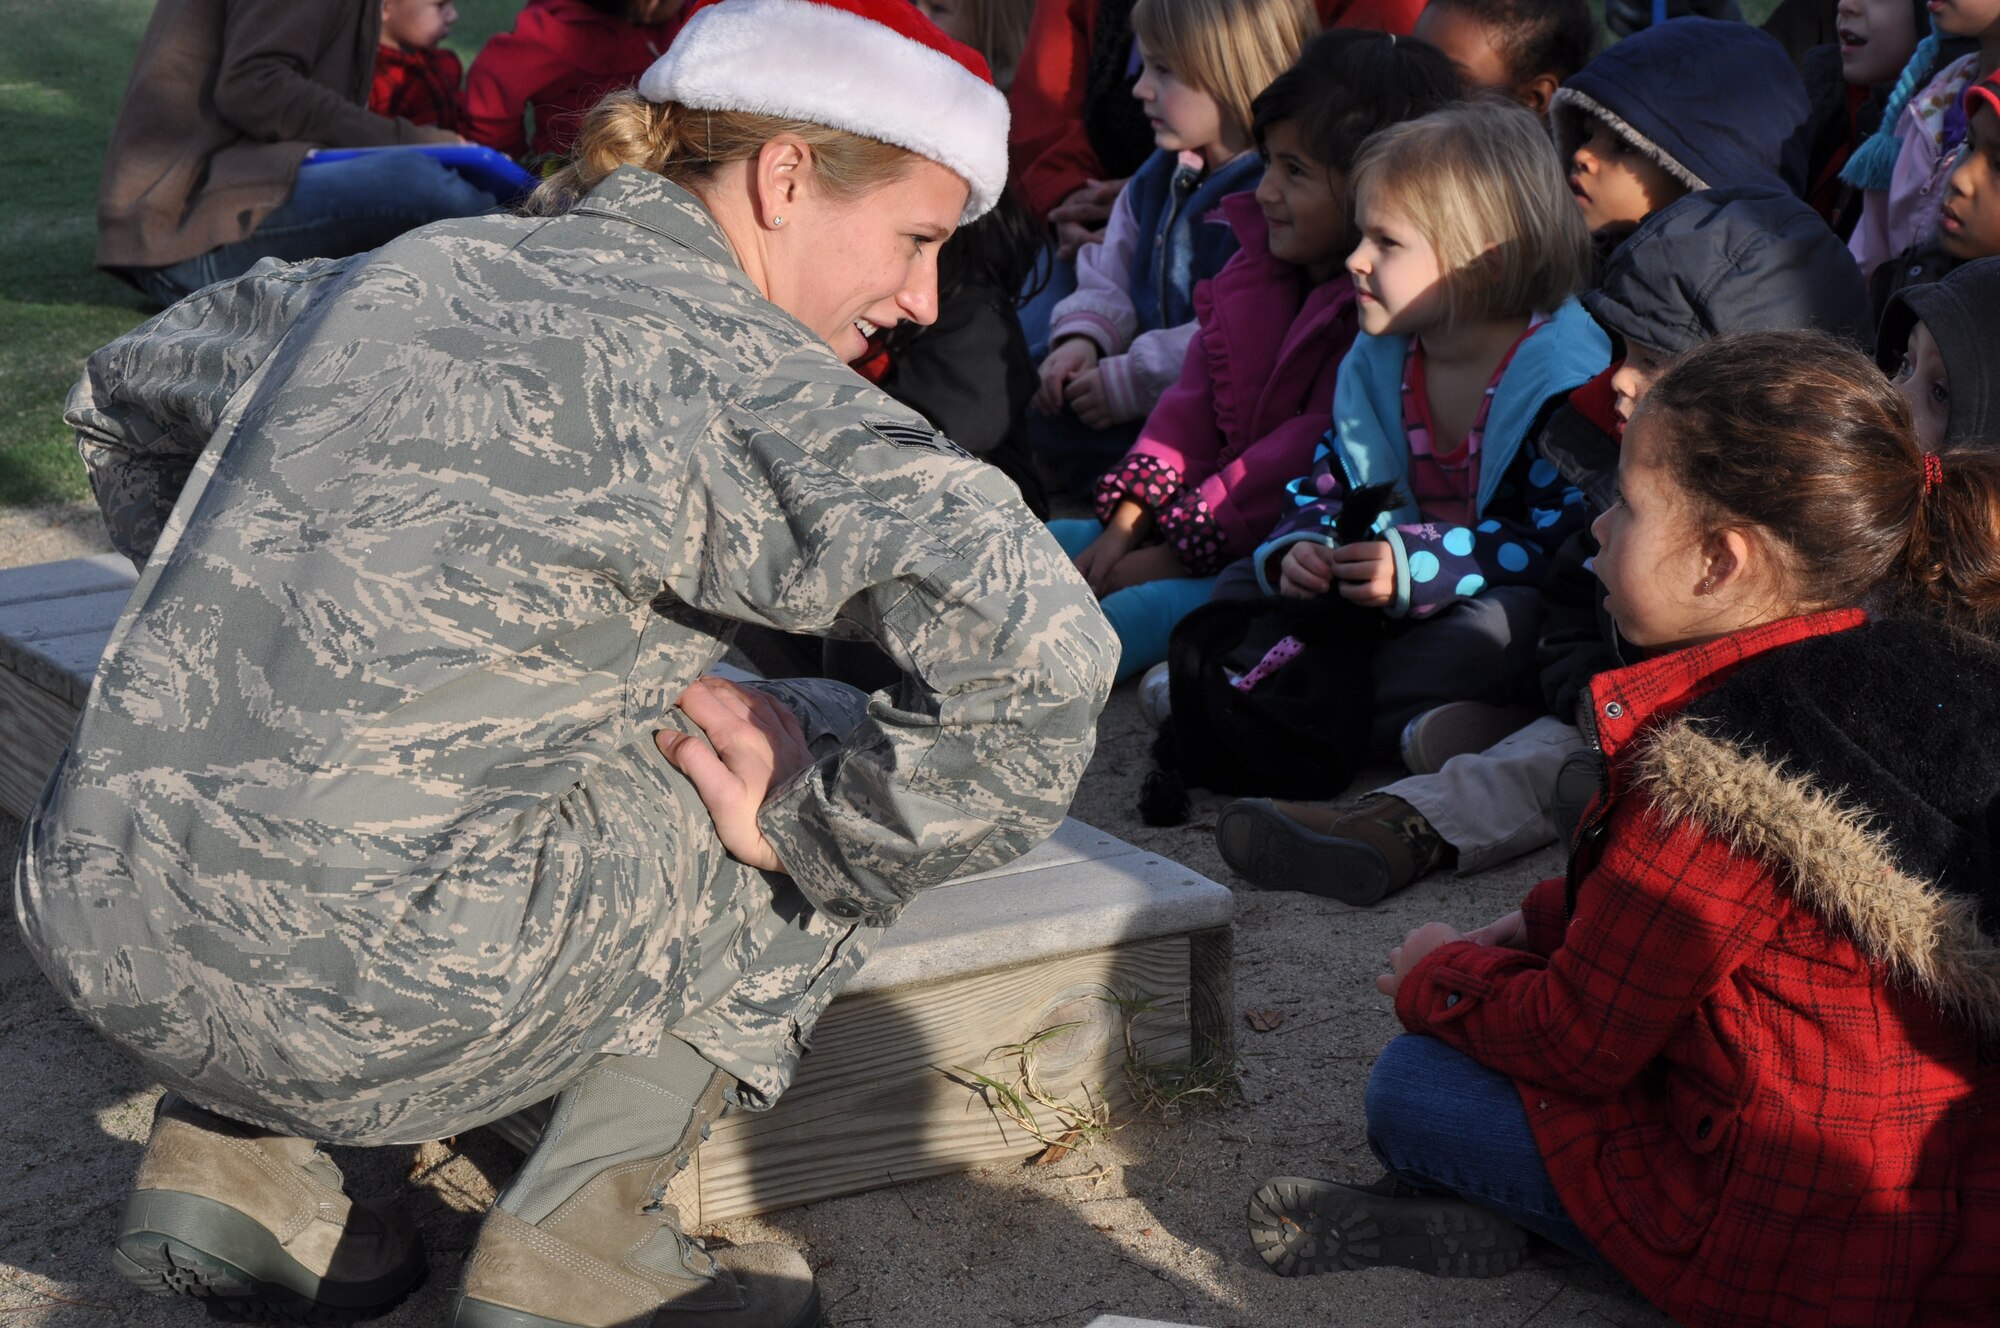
[1244,1008,1285,1032]
[1031,1129,1082,1166]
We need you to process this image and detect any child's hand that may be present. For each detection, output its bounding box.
[1101,543,1186,594]
[1049,179,1125,261]
[1464,909,1527,950]
[1034,338,1100,415]
[1278,541,1337,598]
[1375,920,1464,999]
[1054,220,1105,263]
[1074,526,1138,594]
[1331,541,1396,608]
[1066,367,1114,428]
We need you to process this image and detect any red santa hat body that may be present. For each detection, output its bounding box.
[638,0,1010,222]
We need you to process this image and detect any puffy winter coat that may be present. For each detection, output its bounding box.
[1398,610,2000,1327]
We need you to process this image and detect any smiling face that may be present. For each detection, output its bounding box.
[1941,100,2000,260]
[1568,114,1687,233]
[381,0,456,47]
[1254,119,1351,283]
[1835,0,1920,86]
[1132,41,1229,161]
[1892,319,1952,450]
[764,155,968,363]
[1346,190,1446,336]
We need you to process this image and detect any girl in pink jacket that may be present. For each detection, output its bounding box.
[1050,30,1458,682]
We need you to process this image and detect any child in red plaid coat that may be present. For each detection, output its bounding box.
[371,0,466,133]
[1250,331,2000,1326]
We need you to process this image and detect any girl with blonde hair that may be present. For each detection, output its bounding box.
[1030,0,1316,495]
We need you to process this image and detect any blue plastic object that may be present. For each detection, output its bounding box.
[302,144,539,203]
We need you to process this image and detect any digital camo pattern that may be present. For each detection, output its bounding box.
[16,168,1116,1145]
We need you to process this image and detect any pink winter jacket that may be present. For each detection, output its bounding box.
[1101,193,1359,569]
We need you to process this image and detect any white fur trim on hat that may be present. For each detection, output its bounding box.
[638,0,1010,222]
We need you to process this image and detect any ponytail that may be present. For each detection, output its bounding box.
[1642,331,2000,638]
[1839,20,1941,192]
[527,89,917,216]
[1897,447,2000,636]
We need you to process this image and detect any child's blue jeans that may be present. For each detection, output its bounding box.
[1048,519,1217,684]
[1366,1034,1600,1260]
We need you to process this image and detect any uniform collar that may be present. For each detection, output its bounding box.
[1584,608,1867,763]
[569,166,762,294]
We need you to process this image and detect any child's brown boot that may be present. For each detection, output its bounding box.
[1214,793,1449,905]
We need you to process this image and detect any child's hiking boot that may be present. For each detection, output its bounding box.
[450,1042,819,1328]
[1214,793,1448,905]
[1246,1173,1529,1279]
[1398,702,1538,775]
[112,1092,426,1322]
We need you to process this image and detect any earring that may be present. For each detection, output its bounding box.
[772,215,786,227]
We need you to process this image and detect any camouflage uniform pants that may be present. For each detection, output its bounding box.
[17,676,880,1147]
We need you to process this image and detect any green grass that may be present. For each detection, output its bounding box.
[0,0,514,508]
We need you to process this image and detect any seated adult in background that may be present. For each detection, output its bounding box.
[96,0,498,307]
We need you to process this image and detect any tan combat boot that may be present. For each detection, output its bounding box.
[113,1092,426,1320]
[451,1069,820,1328]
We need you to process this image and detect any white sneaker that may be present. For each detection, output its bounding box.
[1138,661,1173,729]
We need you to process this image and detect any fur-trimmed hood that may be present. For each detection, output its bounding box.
[1629,616,2000,1038]
[1551,17,1812,198]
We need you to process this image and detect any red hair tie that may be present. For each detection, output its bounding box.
[1923,453,1945,498]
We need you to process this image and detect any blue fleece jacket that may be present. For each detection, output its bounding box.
[1254,297,1611,617]
[1550,17,1813,197]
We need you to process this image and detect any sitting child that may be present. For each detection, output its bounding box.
[1028,0,1315,497]
[1216,186,1871,905]
[1409,0,1595,118]
[1245,100,1607,756]
[1867,68,2000,327]
[1846,0,2000,279]
[1798,0,1928,236]
[1549,17,1811,248]
[462,0,687,166]
[1878,253,2000,449]
[371,0,466,133]
[1047,30,1459,684]
[1248,330,2000,1327]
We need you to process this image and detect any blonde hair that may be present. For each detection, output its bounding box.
[1350,99,1592,325]
[948,0,1035,91]
[1129,0,1317,142]
[528,90,919,215]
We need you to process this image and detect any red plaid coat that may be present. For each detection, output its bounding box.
[1397,610,2000,1326]
[369,43,464,134]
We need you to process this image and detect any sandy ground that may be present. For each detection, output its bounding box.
[0,501,1673,1327]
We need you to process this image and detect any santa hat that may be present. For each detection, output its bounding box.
[638,0,1009,222]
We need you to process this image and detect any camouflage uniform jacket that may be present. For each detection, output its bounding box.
[21,167,1115,1138]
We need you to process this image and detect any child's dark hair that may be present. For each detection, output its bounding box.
[1643,330,2000,637]
[1423,0,1596,90]
[1250,30,1461,176]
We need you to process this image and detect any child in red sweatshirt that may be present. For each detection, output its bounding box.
[462,0,688,166]
[371,0,466,133]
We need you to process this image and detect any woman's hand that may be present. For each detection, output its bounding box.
[1331,541,1396,608]
[1101,543,1187,595]
[1278,541,1336,598]
[654,677,815,874]
[1375,921,1464,999]
[1065,366,1114,428]
[1073,501,1149,594]
[1034,338,1100,415]
[1464,909,1527,950]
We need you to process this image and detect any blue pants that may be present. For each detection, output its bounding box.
[1049,519,1217,684]
[121,152,501,306]
[1365,1034,1598,1259]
